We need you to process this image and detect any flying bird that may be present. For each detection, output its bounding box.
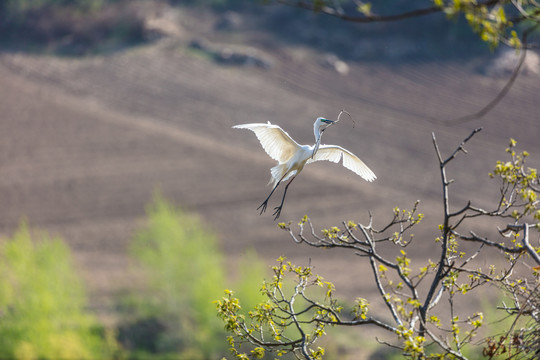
[233,117,376,220]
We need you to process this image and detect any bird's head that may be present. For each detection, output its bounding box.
[314,117,334,135]
[312,117,334,157]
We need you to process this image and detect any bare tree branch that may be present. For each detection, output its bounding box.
[421,130,482,328]
[275,0,500,23]
[506,224,540,265]
[437,25,539,125]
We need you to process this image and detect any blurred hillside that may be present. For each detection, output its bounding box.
[1,0,490,58]
[1,0,539,334]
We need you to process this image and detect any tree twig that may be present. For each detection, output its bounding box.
[436,25,538,125]
[276,0,500,23]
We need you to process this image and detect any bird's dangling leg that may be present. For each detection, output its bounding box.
[273,176,296,220]
[257,185,278,215]
[257,173,288,215]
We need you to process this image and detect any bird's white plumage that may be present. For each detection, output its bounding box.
[232,123,300,163]
[307,145,376,182]
[233,117,376,219]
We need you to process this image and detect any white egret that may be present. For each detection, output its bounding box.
[233,117,376,220]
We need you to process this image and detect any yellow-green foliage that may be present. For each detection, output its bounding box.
[433,0,522,48]
[129,194,228,357]
[0,222,110,360]
[216,257,345,360]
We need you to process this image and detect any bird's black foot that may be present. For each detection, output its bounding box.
[257,200,269,215]
[272,206,283,220]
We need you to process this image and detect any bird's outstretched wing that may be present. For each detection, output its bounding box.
[308,145,376,182]
[233,123,300,163]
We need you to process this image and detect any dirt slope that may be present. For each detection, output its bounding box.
[0,8,539,318]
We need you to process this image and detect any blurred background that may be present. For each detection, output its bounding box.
[0,0,538,358]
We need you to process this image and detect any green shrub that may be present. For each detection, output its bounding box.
[125,194,228,358]
[121,194,270,359]
[0,222,115,360]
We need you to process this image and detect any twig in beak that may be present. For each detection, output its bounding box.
[321,110,355,132]
[337,109,355,127]
[327,109,355,130]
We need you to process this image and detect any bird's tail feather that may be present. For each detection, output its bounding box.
[269,163,295,188]
[269,164,286,188]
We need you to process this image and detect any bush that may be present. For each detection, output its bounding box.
[0,222,116,360]
[121,194,238,358]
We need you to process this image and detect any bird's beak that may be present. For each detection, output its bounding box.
[321,119,334,132]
